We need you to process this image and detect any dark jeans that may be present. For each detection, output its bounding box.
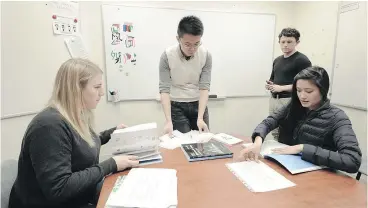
[171,101,209,133]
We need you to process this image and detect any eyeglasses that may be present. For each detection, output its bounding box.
[179,40,202,49]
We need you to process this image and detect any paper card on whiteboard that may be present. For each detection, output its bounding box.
[64,36,88,58]
[110,23,135,46]
[109,22,137,70]
[53,15,79,36]
[48,1,79,17]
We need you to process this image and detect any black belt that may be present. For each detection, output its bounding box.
[272,93,291,99]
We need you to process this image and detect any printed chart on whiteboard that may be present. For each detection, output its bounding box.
[109,22,137,74]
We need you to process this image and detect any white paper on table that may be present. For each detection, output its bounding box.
[226,161,296,192]
[242,139,290,156]
[212,133,243,145]
[159,130,214,149]
[106,168,178,208]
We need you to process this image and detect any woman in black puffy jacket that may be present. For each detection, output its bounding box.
[239,66,362,173]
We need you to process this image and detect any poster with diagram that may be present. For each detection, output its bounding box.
[109,22,137,73]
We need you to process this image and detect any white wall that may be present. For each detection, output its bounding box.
[293,1,340,77]
[1,1,295,160]
[293,1,367,181]
[1,2,366,181]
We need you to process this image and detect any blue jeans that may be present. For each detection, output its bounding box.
[171,101,210,133]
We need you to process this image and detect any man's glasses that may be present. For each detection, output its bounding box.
[179,40,202,49]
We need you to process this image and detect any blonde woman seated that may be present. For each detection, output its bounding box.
[9,59,138,208]
[238,66,362,173]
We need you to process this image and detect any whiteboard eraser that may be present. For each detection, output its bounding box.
[209,94,217,98]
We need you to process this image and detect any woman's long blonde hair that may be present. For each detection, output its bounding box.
[48,58,103,146]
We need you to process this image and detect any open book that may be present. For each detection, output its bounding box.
[101,123,162,166]
[243,140,325,174]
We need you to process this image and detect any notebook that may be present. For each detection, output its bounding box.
[226,161,296,192]
[264,154,325,174]
[114,147,163,166]
[181,140,233,162]
[110,122,160,153]
[138,154,163,166]
[242,140,325,174]
[124,149,160,159]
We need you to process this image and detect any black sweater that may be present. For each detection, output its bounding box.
[9,107,117,208]
[252,100,362,173]
[270,51,312,96]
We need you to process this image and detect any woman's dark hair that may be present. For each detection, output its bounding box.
[281,66,330,144]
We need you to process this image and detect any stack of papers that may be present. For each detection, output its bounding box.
[105,168,178,208]
[159,131,243,149]
[121,148,163,166]
[159,130,213,150]
[226,161,296,192]
[212,133,243,146]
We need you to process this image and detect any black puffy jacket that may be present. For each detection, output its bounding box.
[252,100,362,173]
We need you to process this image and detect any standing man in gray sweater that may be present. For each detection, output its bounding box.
[159,15,212,135]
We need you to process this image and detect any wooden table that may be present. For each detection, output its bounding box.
[97,137,367,208]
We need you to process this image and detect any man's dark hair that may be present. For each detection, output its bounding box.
[278,28,300,42]
[177,15,204,38]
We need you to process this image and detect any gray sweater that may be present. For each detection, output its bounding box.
[159,44,212,102]
[9,107,117,208]
[252,100,362,173]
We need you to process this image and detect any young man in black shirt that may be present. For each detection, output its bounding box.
[265,28,312,140]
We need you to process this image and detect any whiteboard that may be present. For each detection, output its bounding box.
[1,1,80,118]
[331,1,367,110]
[101,5,276,101]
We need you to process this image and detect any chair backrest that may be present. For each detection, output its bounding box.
[1,159,18,208]
[359,157,367,174]
[356,156,367,181]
